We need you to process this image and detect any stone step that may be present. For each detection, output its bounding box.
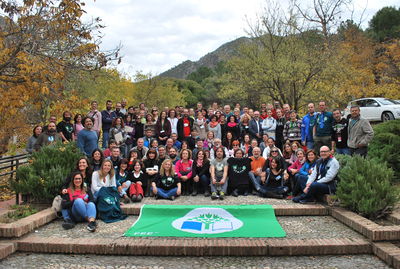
[16,235,371,256]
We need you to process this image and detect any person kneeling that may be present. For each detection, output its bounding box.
[61,171,97,232]
[151,159,181,200]
[292,146,339,204]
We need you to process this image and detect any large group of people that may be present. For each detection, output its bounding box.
[26,100,374,232]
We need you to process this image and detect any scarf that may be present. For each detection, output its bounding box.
[197,159,203,167]
[227,122,237,128]
[209,121,218,128]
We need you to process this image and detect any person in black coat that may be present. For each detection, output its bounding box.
[176,109,194,142]
[225,115,241,140]
[191,149,211,196]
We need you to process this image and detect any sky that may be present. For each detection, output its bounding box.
[83,0,399,77]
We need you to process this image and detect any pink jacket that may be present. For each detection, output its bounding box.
[175,159,193,179]
[288,159,305,171]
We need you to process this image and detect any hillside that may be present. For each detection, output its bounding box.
[159,36,251,79]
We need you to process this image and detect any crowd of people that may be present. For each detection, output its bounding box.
[26,100,374,232]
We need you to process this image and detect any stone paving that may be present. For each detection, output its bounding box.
[0,253,390,268]
[31,215,364,240]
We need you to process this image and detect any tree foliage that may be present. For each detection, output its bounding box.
[368,6,400,42]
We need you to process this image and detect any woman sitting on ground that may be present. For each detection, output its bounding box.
[151,159,181,200]
[62,157,93,192]
[287,148,306,193]
[143,149,159,196]
[61,171,97,232]
[174,149,193,195]
[228,148,252,197]
[116,158,132,204]
[210,147,228,200]
[127,159,145,202]
[292,149,317,197]
[91,159,117,200]
[259,157,289,199]
[191,149,211,197]
[282,142,296,165]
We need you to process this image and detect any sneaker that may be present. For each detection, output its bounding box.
[286,195,294,200]
[87,221,97,232]
[136,194,143,202]
[243,190,249,196]
[219,192,225,200]
[204,190,211,197]
[232,189,239,197]
[169,196,175,201]
[292,194,306,203]
[211,192,219,200]
[299,199,316,204]
[62,219,75,230]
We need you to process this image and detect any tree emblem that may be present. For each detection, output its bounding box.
[189,213,228,230]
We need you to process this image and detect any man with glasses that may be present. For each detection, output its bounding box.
[249,111,263,143]
[292,146,339,204]
[248,147,266,196]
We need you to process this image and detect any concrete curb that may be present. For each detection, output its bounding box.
[372,242,400,269]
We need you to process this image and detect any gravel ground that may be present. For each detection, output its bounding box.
[32,215,363,240]
[0,253,390,268]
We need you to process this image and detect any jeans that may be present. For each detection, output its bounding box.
[303,182,335,201]
[62,198,96,222]
[195,174,210,192]
[249,171,262,191]
[153,186,178,199]
[350,147,368,157]
[102,130,110,149]
[293,174,308,195]
[313,136,331,155]
[336,147,351,155]
[250,172,287,195]
[306,141,314,151]
[210,176,228,193]
[119,180,132,196]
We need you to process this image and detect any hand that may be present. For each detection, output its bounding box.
[152,184,157,194]
[62,189,68,194]
[117,186,122,192]
[176,188,181,196]
[212,178,217,185]
[260,176,266,184]
[357,144,366,148]
[220,179,225,185]
[284,171,289,181]
[181,176,188,181]
[303,186,309,193]
[122,183,127,188]
[301,141,305,146]
[138,181,142,185]
[290,169,298,174]
[193,176,199,182]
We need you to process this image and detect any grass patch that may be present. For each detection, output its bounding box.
[5,205,38,222]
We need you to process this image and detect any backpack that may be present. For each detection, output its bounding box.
[96,187,127,223]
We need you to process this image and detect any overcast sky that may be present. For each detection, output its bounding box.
[83,0,399,77]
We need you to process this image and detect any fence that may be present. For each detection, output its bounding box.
[0,153,29,204]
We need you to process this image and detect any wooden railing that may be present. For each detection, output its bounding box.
[0,153,29,204]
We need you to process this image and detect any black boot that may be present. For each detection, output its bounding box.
[192,182,198,196]
[265,191,284,199]
[182,181,188,196]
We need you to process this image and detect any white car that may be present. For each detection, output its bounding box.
[343,97,400,121]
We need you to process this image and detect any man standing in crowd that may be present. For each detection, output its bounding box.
[132,138,148,160]
[34,122,62,151]
[301,103,317,150]
[249,111,263,143]
[331,109,350,155]
[223,105,233,118]
[114,102,125,118]
[120,99,127,115]
[77,116,98,157]
[57,111,74,142]
[177,109,194,142]
[284,110,302,143]
[143,128,154,148]
[313,101,333,155]
[87,101,102,138]
[347,105,374,157]
[42,115,57,132]
[282,104,291,121]
[101,100,116,149]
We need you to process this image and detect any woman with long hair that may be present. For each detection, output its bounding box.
[192,149,211,196]
[127,159,145,202]
[61,171,97,232]
[155,110,171,145]
[174,149,193,195]
[116,159,132,204]
[292,149,317,196]
[208,114,221,140]
[260,157,289,199]
[151,159,181,200]
[72,114,84,141]
[109,117,127,157]
[167,109,179,135]
[90,149,104,172]
[143,148,159,196]
[26,125,42,153]
[90,159,117,200]
[225,115,240,140]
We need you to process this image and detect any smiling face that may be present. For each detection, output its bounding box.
[93,151,101,161]
[102,161,112,173]
[78,159,88,171]
[73,174,83,189]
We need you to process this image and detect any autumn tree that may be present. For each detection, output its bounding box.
[0,0,120,154]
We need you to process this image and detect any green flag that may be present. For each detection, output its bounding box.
[124,204,286,238]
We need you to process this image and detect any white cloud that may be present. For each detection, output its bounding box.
[82,0,399,76]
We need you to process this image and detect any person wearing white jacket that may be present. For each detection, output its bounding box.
[91,159,117,200]
[261,110,277,139]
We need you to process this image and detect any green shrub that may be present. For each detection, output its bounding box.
[11,142,82,202]
[369,119,400,181]
[336,155,399,220]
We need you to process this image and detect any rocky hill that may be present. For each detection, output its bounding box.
[159,36,251,79]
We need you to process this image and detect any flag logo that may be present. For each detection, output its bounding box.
[171,208,243,234]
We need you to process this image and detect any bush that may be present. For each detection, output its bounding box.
[11,142,82,202]
[336,155,399,220]
[369,119,400,181]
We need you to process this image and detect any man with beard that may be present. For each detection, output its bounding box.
[57,111,74,142]
[77,117,98,157]
[87,100,102,138]
[101,100,116,149]
[114,102,125,118]
[34,122,62,151]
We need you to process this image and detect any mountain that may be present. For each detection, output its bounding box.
[159,36,251,79]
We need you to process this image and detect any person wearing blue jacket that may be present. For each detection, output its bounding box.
[293,146,340,203]
[301,103,317,150]
[292,149,317,196]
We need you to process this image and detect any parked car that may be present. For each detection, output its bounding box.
[343,97,400,122]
